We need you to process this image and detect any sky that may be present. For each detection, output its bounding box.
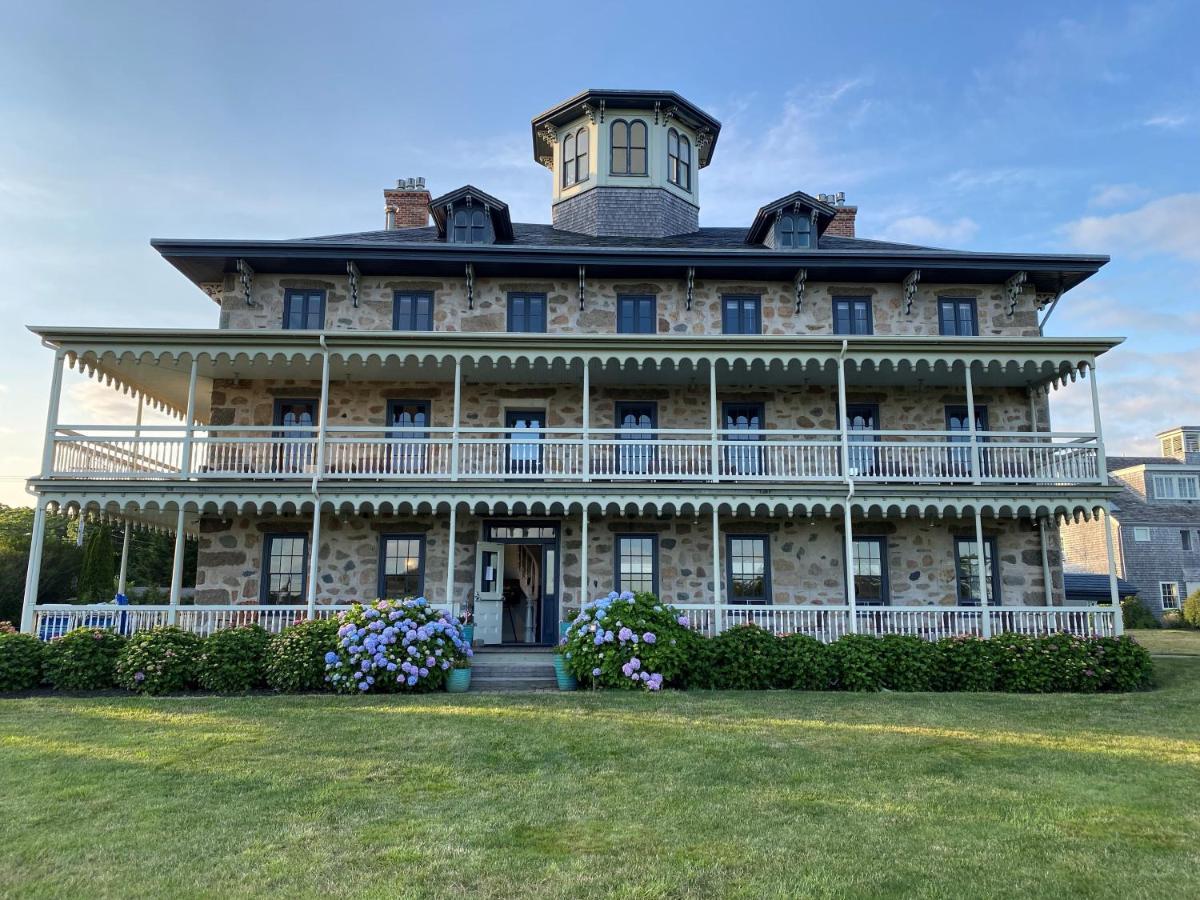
[0,0,1198,505]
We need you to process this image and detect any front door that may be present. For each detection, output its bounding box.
[474,541,505,645]
[616,401,657,475]
[506,410,544,476]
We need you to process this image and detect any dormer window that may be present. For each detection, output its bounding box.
[667,128,691,190]
[562,127,589,188]
[778,213,812,249]
[452,209,487,243]
[611,120,648,175]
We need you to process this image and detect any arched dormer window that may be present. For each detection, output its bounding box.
[778,213,812,248]
[562,127,589,188]
[562,132,576,188]
[451,209,488,243]
[668,128,691,191]
[610,119,647,175]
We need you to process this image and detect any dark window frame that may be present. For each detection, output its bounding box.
[722,294,762,335]
[954,535,1001,606]
[614,533,659,597]
[617,294,657,334]
[260,533,309,605]
[377,533,426,600]
[938,297,979,336]
[507,292,548,333]
[392,290,435,331]
[725,533,772,605]
[833,297,873,335]
[845,535,890,606]
[505,408,545,475]
[615,400,658,475]
[610,119,648,176]
[777,213,813,249]
[667,128,691,191]
[282,289,326,330]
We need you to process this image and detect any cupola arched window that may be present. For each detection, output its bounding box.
[562,127,589,188]
[668,128,691,191]
[562,132,576,188]
[610,119,647,175]
[452,209,487,243]
[778,213,812,248]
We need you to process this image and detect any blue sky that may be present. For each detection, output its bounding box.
[1,0,1198,503]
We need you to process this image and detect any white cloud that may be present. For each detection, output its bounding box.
[877,216,978,247]
[1143,113,1189,128]
[1088,183,1150,209]
[1063,193,1200,261]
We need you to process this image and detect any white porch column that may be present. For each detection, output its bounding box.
[117,522,132,597]
[581,361,591,482]
[168,508,186,625]
[450,357,462,481]
[709,361,719,483]
[444,504,458,614]
[41,349,66,476]
[179,359,199,477]
[711,507,722,633]
[1027,388,1039,433]
[580,509,589,605]
[837,342,850,481]
[965,362,982,485]
[1088,362,1108,482]
[1103,505,1124,635]
[19,503,48,633]
[1039,516,1054,606]
[305,344,332,618]
[305,506,322,618]
[842,502,858,634]
[975,508,992,638]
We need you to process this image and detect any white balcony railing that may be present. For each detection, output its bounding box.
[46,425,1103,486]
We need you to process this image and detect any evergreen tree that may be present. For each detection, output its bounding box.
[78,523,116,602]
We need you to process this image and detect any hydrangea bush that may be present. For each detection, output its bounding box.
[324,598,472,693]
[115,627,202,695]
[561,591,694,691]
[265,618,339,693]
[43,627,127,691]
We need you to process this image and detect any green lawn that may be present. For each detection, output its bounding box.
[3,664,1200,899]
[1130,628,1200,656]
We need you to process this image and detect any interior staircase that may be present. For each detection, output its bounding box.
[469,646,557,691]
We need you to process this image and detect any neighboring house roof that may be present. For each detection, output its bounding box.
[1108,455,1179,471]
[1063,573,1138,600]
[1107,473,1200,525]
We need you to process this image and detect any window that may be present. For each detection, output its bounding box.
[833,298,873,335]
[939,298,978,336]
[1160,582,1181,610]
[615,535,658,596]
[610,120,647,175]
[562,127,588,187]
[379,535,425,599]
[505,409,544,475]
[955,536,1000,606]
[273,399,317,472]
[393,291,434,330]
[1188,434,1200,452]
[726,535,770,605]
[387,399,430,474]
[507,293,547,333]
[945,405,988,478]
[1133,527,1152,542]
[1153,474,1200,499]
[723,402,764,476]
[615,401,657,475]
[283,289,325,330]
[848,537,889,606]
[261,534,307,605]
[778,214,812,249]
[722,295,762,334]
[617,295,656,334]
[1183,530,1193,551]
[843,403,879,476]
[451,209,486,243]
[667,128,691,191]
[562,132,575,187]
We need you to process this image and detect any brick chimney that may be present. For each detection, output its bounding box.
[825,204,857,238]
[384,177,431,229]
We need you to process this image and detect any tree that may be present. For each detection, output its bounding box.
[78,523,117,602]
[0,505,83,624]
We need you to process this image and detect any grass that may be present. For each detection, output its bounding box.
[3,663,1200,899]
[1130,627,1200,656]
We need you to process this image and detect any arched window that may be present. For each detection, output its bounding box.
[452,210,468,243]
[470,210,486,243]
[450,208,488,243]
[562,132,576,187]
[668,128,691,190]
[611,119,648,175]
[574,127,589,184]
[778,214,812,248]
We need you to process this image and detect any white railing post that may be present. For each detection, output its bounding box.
[450,357,462,481]
[581,361,591,482]
[41,349,66,475]
[975,508,992,638]
[842,501,858,633]
[580,508,589,606]
[709,362,720,483]
[168,507,186,625]
[1039,516,1054,606]
[1103,504,1123,635]
[117,519,132,596]
[965,362,982,485]
[1088,361,1108,483]
[711,506,722,633]
[20,503,48,633]
[179,359,199,477]
[444,504,457,613]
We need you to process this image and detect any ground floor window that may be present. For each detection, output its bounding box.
[615,534,657,596]
[726,535,771,605]
[848,536,890,605]
[379,534,425,599]
[261,534,308,605]
[954,536,1000,606]
[1160,581,1181,610]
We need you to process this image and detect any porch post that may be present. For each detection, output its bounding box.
[305,505,321,618]
[41,349,66,475]
[965,362,982,485]
[450,357,462,481]
[711,506,722,633]
[19,503,48,633]
[117,521,132,596]
[1102,505,1124,635]
[1088,362,1108,482]
[709,361,719,483]
[974,508,992,638]
[168,508,186,625]
[836,342,850,482]
[581,360,591,482]
[842,502,858,634]
[444,504,458,614]
[1027,388,1039,433]
[179,359,199,477]
[1039,516,1054,606]
[580,508,589,605]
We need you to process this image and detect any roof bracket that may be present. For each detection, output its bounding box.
[1004,271,1028,316]
[346,261,360,308]
[903,270,920,314]
[794,268,807,313]
[236,258,255,307]
[465,262,474,310]
[1037,274,1066,335]
[578,265,586,311]
[685,266,695,311]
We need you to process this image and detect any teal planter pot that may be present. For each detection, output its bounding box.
[552,655,577,691]
[559,621,572,641]
[446,668,471,693]
[461,624,475,646]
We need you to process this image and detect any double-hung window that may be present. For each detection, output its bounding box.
[283,289,325,330]
[1160,582,1181,610]
[1133,527,1152,542]
[379,535,425,599]
[452,210,486,243]
[955,536,1000,606]
[777,214,812,249]
[508,293,547,333]
[261,534,308,604]
[722,295,761,334]
[1154,474,1200,500]
[726,535,771,605]
[610,120,648,175]
[833,297,873,335]
[617,295,656,334]
[848,537,889,606]
[667,128,691,190]
[615,535,658,596]
[393,291,434,331]
[939,298,978,336]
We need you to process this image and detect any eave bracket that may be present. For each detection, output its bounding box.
[236,258,255,307]
[346,261,360,308]
[578,265,587,311]
[685,266,695,311]
[465,262,475,310]
[1005,271,1028,316]
[902,270,920,314]
[794,268,807,313]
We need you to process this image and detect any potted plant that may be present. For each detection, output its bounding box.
[446,658,471,693]
[459,606,475,647]
[553,639,577,691]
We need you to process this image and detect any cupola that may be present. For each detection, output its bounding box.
[531,89,721,238]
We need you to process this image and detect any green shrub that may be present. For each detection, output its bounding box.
[197,625,270,694]
[1162,610,1187,629]
[0,632,44,691]
[706,624,783,690]
[1182,590,1200,628]
[878,634,940,691]
[1093,636,1155,691]
[777,633,833,690]
[561,592,694,691]
[43,628,126,690]
[115,627,202,695]
[934,637,995,692]
[1122,596,1160,630]
[829,634,887,691]
[265,618,338,693]
[0,620,16,635]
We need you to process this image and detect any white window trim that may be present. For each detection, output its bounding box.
[1160,581,1181,610]
[1133,527,1152,542]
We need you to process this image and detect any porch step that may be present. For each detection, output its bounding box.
[469,663,555,677]
[467,647,558,691]
[470,675,559,691]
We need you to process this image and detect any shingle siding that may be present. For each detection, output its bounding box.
[552,186,699,238]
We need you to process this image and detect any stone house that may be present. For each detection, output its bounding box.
[21,88,1124,643]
